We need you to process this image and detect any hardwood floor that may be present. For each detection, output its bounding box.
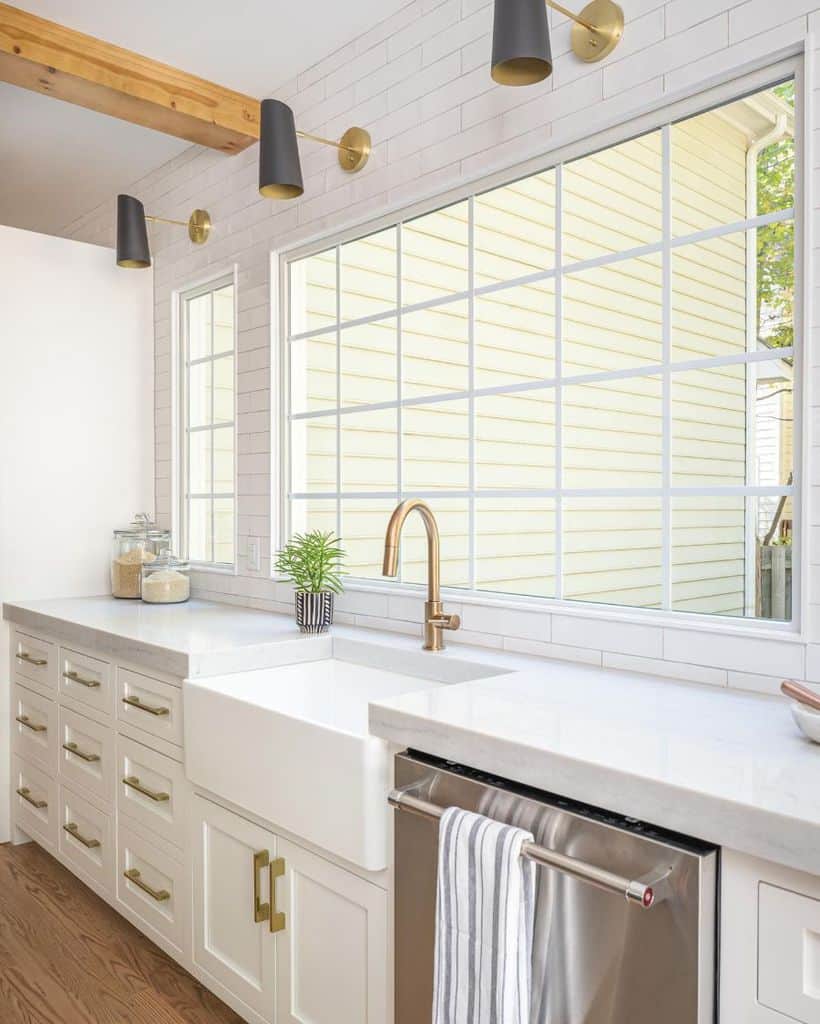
[0,841,243,1024]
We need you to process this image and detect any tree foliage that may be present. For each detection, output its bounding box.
[756,81,794,349]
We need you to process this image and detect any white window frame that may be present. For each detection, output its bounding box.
[178,270,238,570]
[276,55,806,633]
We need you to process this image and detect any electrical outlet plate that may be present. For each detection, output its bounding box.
[247,537,261,573]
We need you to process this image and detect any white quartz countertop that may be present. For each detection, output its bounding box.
[5,595,818,875]
[369,660,820,876]
[3,596,309,677]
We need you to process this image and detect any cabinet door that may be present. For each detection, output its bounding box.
[276,837,388,1024]
[191,795,277,1021]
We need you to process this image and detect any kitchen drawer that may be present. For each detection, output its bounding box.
[58,705,114,805]
[118,821,187,953]
[118,668,182,748]
[759,882,820,1023]
[59,647,113,721]
[12,754,57,848]
[13,630,57,694]
[58,783,114,895]
[12,682,57,773]
[117,735,186,849]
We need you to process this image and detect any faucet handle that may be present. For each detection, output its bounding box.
[428,613,460,631]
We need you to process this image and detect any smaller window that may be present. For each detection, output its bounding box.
[180,275,236,567]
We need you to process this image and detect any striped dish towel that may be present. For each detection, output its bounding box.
[433,807,536,1024]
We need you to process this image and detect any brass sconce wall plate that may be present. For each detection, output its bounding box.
[188,209,212,244]
[338,127,371,173]
[571,0,623,61]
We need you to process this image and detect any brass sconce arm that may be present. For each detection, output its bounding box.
[146,210,212,244]
[546,0,596,31]
[295,127,371,173]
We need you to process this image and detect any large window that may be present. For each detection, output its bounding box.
[180,275,236,567]
[284,77,797,621]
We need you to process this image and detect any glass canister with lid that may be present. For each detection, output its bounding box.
[141,551,191,605]
[111,514,171,599]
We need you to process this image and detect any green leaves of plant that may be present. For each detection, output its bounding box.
[274,531,347,594]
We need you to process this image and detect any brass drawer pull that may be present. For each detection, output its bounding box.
[63,822,100,848]
[122,775,169,803]
[16,787,47,810]
[122,695,169,717]
[270,857,286,933]
[64,670,101,689]
[254,850,270,923]
[124,868,170,902]
[63,741,100,763]
[16,652,47,666]
[16,714,46,733]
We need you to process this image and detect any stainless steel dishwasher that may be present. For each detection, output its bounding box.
[391,751,718,1024]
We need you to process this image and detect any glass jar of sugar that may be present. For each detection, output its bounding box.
[111,514,171,599]
[141,551,191,604]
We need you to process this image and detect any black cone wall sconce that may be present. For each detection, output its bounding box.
[258,98,371,199]
[492,0,624,86]
[116,194,212,268]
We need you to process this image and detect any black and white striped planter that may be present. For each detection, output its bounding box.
[295,590,334,634]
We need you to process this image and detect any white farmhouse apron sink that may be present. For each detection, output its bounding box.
[183,635,506,870]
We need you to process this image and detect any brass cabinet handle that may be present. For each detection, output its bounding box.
[16,786,47,809]
[16,652,47,666]
[62,741,100,763]
[270,857,286,934]
[122,775,169,803]
[124,868,170,902]
[122,695,169,717]
[254,850,270,923]
[16,714,46,733]
[63,822,100,848]
[64,670,101,689]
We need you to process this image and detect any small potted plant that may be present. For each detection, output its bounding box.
[274,530,346,634]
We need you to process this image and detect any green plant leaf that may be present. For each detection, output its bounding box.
[274,530,347,594]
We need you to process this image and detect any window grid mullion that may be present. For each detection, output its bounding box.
[396,223,404,585]
[661,124,672,612]
[286,206,793,345]
[209,290,215,564]
[554,164,564,602]
[467,196,476,592]
[335,246,342,546]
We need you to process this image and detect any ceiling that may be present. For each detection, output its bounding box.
[0,0,408,237]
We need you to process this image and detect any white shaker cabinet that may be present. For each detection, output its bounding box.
[191,794,389,1024]
[192,795,279,1022]
[275,836,388,1024]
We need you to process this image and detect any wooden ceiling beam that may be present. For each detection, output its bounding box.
[0,3,262,154]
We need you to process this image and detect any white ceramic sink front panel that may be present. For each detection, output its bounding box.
[183,637,506,870]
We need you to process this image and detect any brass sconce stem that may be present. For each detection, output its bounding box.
[546,0,596,31]
[296,130,355,155]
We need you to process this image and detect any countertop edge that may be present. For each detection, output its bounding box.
[370,704,820,877]
[3,601,191,677]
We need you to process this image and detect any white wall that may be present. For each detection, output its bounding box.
[0,225,154,840]
[62,0,820,697]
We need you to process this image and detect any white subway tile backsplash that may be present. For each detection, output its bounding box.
[502,637,602,666]
[553,615,663,657]
[460,604,550,642]
[602,653,727,688]
[663,629,805,678]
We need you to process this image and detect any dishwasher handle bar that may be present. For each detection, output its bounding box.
[389,788,669,910]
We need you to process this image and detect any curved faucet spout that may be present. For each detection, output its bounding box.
[382,499,459,651]
[382,499,440,600]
